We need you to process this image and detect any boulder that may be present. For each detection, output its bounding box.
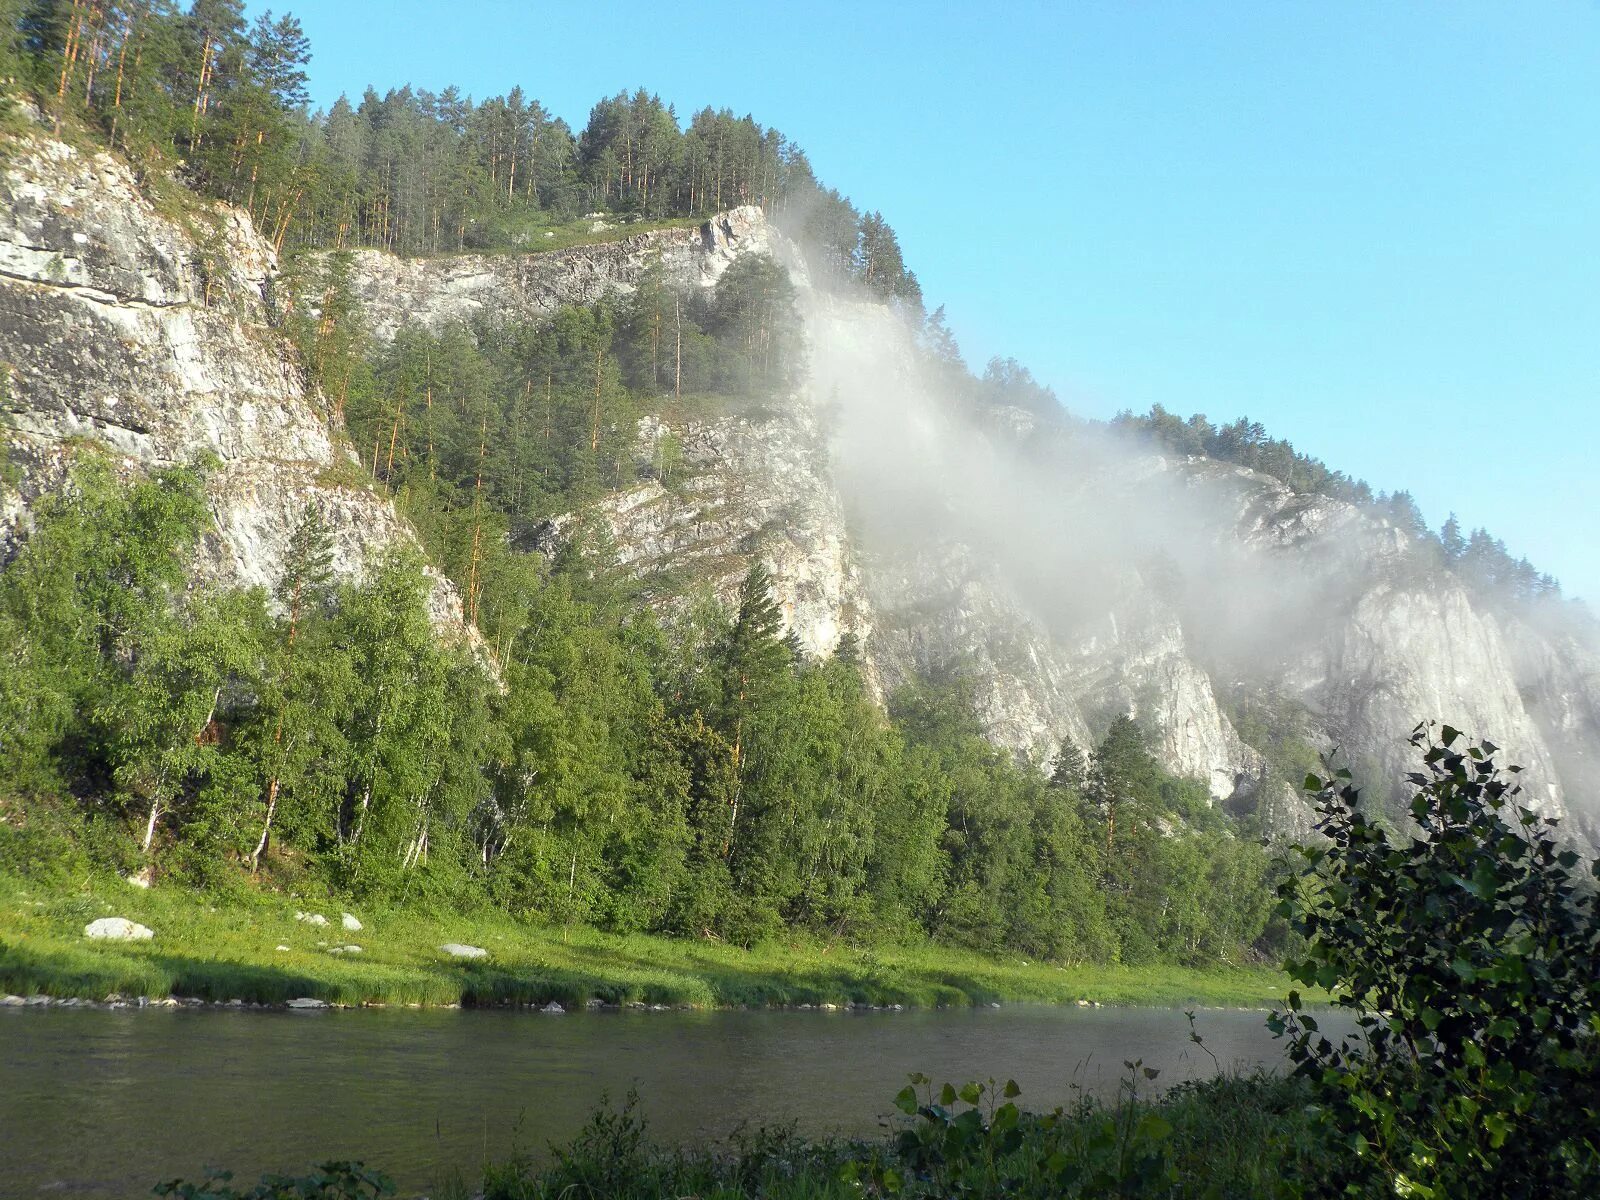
[328,944,362,954]
[295,911,329,927]
[439,943,488,959]
[1,995,25,1006]
[84,917,154,941]
[541,1001,566,1014]
[286,997,327,1009]
[341,912,362,932]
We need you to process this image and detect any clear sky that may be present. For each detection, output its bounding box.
[260,0,1600,601]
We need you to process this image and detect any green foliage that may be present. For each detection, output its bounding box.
[4,9,920,305]
[164,1071,1325,1200]
[154,1161,394,1200]
[0,456,1271,965]
[1272,724,1600,1198]
[1115,404,1372,506]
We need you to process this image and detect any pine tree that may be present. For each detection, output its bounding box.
[1049,739,1086,791]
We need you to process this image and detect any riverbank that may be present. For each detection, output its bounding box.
[0,872,1285,1011]
[152,1072,1322,1200]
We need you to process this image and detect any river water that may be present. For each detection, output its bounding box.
[0,1004,1300,1197]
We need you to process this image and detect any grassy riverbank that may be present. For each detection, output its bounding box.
[460,1074,1323,1200]
[0,873,1284,1010]
[158,1073,1325,1200]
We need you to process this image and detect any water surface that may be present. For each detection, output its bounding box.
[0,1005,1300,1197]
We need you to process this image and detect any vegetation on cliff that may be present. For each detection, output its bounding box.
[3,0,921,304]
[1,1,1585,995]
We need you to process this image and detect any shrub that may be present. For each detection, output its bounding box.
[1272,722,1600,1198]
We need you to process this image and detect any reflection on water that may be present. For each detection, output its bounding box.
[0,1005,1307,1197]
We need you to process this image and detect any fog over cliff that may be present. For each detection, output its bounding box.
[336,198,1600,840]
[790,266,1600,838]
[5,117,1591,843]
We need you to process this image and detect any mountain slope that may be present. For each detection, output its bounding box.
[338,211,1599,838]
[0,128,464,629]
[4,123,1592,845]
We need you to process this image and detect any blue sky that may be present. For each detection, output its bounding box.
[263,0,1600,600]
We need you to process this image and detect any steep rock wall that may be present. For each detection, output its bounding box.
[0,131,465,626]
[339,208,1598,831]
[338,206,800,340]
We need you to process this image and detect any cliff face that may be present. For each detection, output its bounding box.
[0,130,464,626]
[339,205,801,340]
[8,128,1591,836]
[338,208,1598,831]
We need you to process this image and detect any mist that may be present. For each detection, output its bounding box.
[801,289,1365,681]
[779,270,1600,826]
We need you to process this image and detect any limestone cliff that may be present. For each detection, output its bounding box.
[0,129,464,627]
[8,123,1592,837]
[338,207,1599,832]
[340,206,803,341]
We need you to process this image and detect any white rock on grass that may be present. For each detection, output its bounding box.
[341,912,362,932]
[439,943,488,959]
[275,944,291,952]
[286,997,327,1009]
[84,917,154,941]
[295,911,329,927]
[328,944,362,955]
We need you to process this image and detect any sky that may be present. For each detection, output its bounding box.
[260,0,1600,601]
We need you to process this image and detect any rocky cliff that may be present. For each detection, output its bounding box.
[7,125,1592,839]
[341,205,803,341]
[339,207,1599,834]
[0,128,464,627]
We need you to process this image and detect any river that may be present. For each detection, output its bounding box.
[0,1004,1302,1197]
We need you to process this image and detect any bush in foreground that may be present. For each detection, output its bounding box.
[1273,723,1600,1198]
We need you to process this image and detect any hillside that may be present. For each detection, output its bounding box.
[334,209,1600,843]
[2,21,1597,985]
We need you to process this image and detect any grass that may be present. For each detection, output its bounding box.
[157,1071,1327,1200]
[413,212,708,259]
[0,872,1286,1010]
[526,213,706,254]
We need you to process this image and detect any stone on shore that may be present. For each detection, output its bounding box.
[286,997,327,1009]
[84,917,154,941]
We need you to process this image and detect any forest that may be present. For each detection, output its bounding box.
[0,0,922,302]
[0,230,1277,964]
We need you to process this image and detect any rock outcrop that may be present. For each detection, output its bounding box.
[8,120,1593,837]
[0,128,464,626]
[336,207,1599,830]
[339,205,798,341]
[83,917,154,941]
